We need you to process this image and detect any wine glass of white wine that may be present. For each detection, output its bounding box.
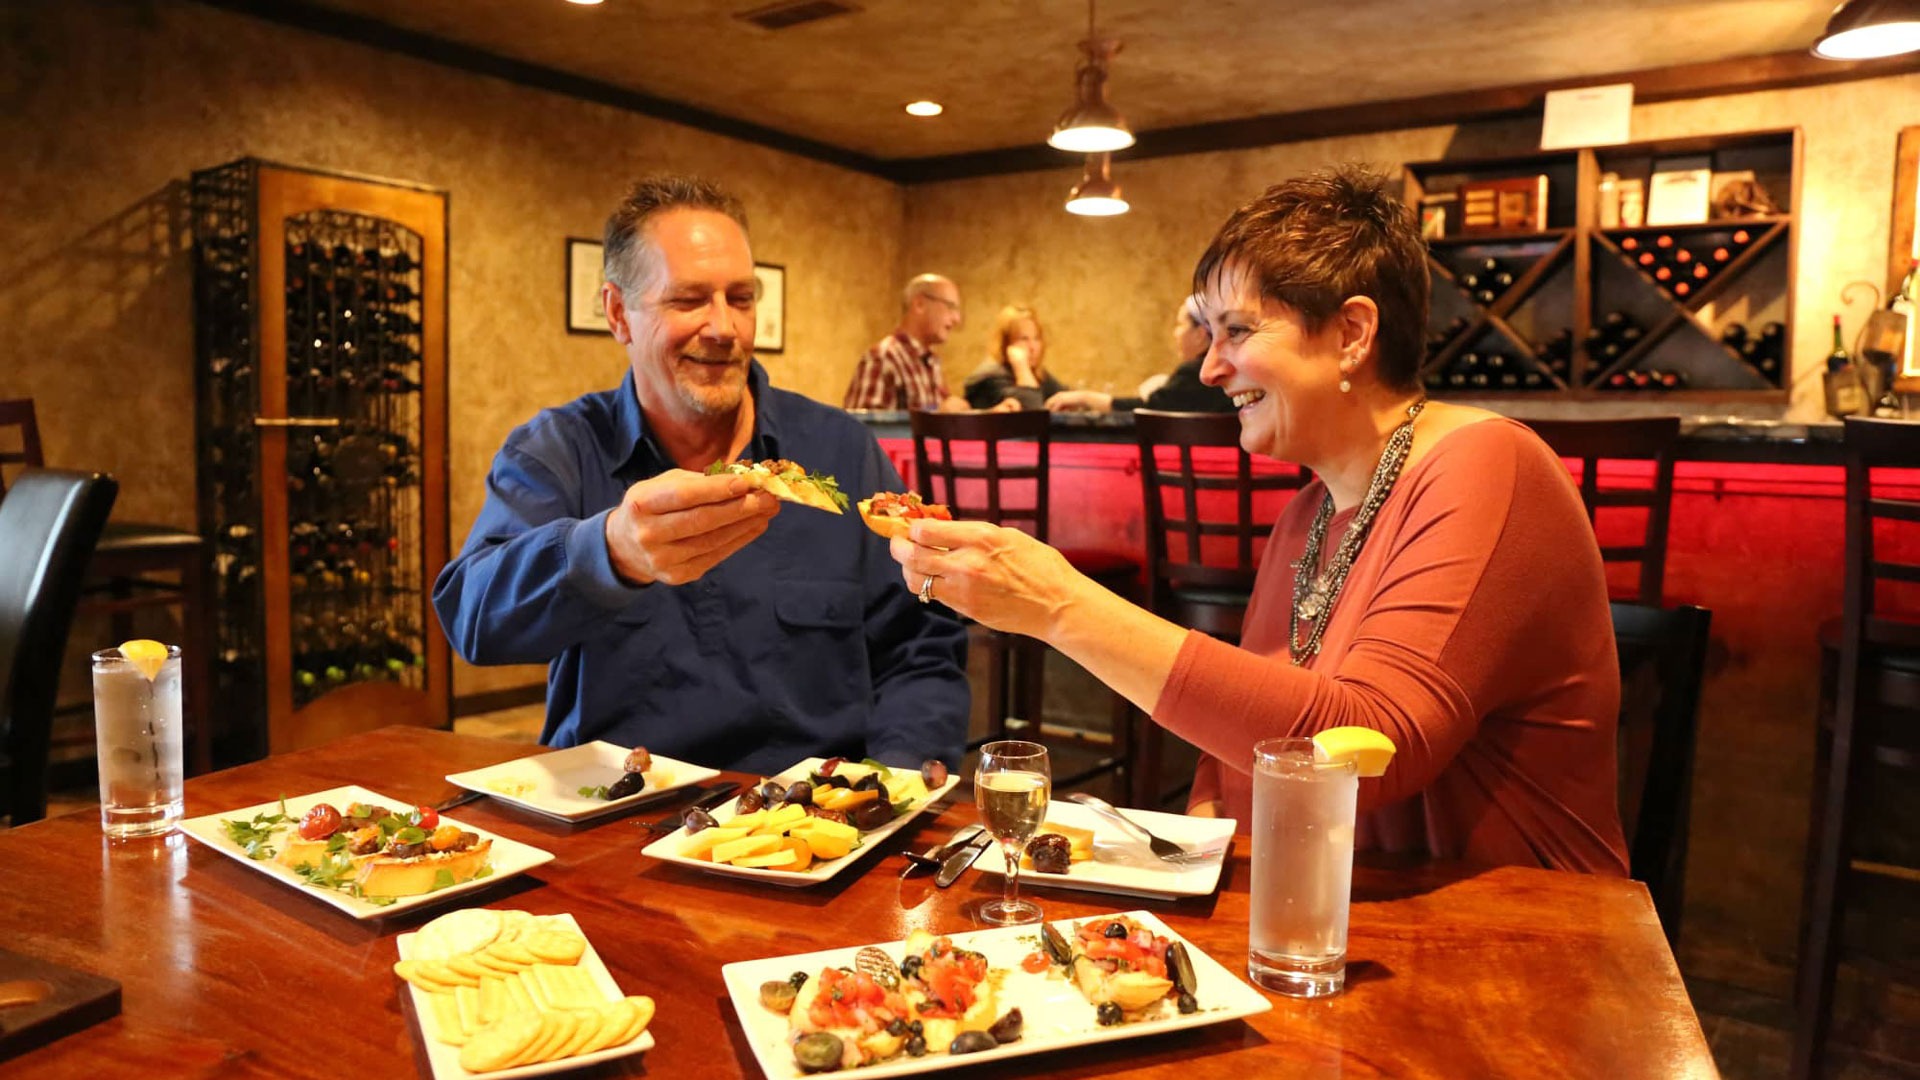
[974,739,1051,926]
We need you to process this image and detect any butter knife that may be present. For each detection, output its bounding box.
[935,832,994,888]
[903,824,984,872]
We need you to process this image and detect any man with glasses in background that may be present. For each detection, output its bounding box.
[843,274,969,412]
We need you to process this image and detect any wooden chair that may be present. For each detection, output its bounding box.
[0,469,118,824]
[1793,417,1920,1080]
[909,409,1140,791]
[1610,601,1712,947]
[1525,417,1681,606]
[1132,410,1308,806]
[0,399,211,775]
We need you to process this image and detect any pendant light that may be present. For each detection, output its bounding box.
[1811,0,1920,59]
[1065,154,1129,217]
[1047,0,1135,153]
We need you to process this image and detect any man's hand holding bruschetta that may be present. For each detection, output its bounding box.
[605,470,780,587]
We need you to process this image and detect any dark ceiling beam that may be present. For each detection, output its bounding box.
[192,0,893,179]
[883,49,1920,185]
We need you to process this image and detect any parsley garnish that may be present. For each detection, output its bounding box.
[577,785,610,800]
[219,798,291,860]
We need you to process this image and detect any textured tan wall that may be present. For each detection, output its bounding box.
[905,73,1920,422]
[0,0,905,698]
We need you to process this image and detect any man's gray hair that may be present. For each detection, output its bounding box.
[901,273,953,309]
[603,175,749,293]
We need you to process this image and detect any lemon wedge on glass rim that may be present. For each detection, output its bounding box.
[1311,726,1396,778]
[119,639,169,681]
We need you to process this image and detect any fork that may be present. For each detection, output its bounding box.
[1065,792,1216,864]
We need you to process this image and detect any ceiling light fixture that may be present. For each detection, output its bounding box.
[1065,154,1129,217]
[904,101,944,117]
[1047,0,1134,153]
[564,0,604,6]
[1812,0,1920,58]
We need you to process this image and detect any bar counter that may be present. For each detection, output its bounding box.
[0,727,1713,1079]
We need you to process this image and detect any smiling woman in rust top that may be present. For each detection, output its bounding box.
[888,165,1628,875]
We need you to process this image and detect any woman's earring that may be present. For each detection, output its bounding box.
[1338,359,1354,394]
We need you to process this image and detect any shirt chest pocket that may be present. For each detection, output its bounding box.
[773,579,863,631]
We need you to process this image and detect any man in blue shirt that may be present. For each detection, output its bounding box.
[433,176,970,773]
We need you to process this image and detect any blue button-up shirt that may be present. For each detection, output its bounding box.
[432,363,970,773]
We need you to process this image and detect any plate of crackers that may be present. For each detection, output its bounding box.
[394,907,655,1077]
[969,801,1236,900]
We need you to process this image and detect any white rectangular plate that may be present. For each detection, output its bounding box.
[180,785,556,920]
[444,742,721,822]
[722,909,1270,1079]
[396,911,654,1080]
[640,758,956,887]
[971,802,1236,900]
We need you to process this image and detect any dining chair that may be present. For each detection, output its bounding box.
[0,398,211,774]
[909,409,1140,792]
[1524,416,1681,606]
[1610,601,1711,947]
[1,469,118,825]
[1792,417,1920,1080]
[1132,410,1308,807]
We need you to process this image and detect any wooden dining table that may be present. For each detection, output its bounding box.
[0,727,1716,1079]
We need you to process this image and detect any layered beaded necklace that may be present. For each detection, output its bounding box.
[1289,398,1426,666]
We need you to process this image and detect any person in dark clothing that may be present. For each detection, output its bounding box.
[963,304,1065,411]
[1045,295,1233,413]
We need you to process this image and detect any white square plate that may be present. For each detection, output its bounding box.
[180,785,557,920]
[640,758,956,887]
[444,742,721,822]
[396,911,654,1079]
[970,801,1236,900]
[721,909,1270,1079]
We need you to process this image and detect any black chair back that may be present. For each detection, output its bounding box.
[1133,410,1307,640]
[1,469,118,825]
[909,409,1053,539]
[0,398,46,496]
[1526,417,1680,606]
[1611,600,1711,947]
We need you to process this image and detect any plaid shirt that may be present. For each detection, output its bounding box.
[843,331,949,411]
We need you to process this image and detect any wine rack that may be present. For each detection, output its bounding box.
[191,159,449,757]
[1404,129,1799,401]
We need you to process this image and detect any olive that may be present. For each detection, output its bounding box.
[759,979,797,1013]
[904,1035,927,1057]
[852,773,883,794]
[907,1019,923,1036]
[846,799,893,831]
[605,771,646,800]
[987,1007,1024,1044]
[623,746,652,774]
[386,840,428,859]
[819,756,847,776]
[1166,940,1198,997]
[1027,833,1072,874]
[900,955,923,979]
[736,786,767,813]
[760,780,788,804]
[682,807,718,834]
[823,774,852,789]
[886,1017,907,1037]
[1103,921,1129,938]
[789,970,810,988]
[793,1031,844,1073]
[920,759,948,788]
[1040,923,1073,968]
[1177,990,1198,1014]
[783,780,813,807]
[1096,1001,1124,1026]
[807,806,850,825]
[949,1030,997,1055]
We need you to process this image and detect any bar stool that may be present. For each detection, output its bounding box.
[1524,416,1680,606]
[1132,409,1307,807]
[0,398,212,775]
[1792,417,1920,1080]
[909,409,1140,790]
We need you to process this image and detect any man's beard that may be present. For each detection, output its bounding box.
[674,348,750,417]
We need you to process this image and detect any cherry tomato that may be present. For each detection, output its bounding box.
[430,824,463,851]
[1020,951,1051,974]
[297,803,342,841]
[409,805,439,830]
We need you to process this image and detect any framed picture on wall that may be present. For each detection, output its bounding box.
[566,238,610,335]
[754,262,786,354]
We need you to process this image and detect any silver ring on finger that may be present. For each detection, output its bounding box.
[917,574,936,604]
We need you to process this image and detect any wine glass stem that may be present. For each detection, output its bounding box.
[1000,837,1024,911]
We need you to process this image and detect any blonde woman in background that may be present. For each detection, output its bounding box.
[963,305,1069,411]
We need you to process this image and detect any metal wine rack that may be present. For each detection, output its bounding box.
[190,159,450,758]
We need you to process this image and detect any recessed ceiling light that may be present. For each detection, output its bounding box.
[565,0,604,6]
[905,101,944,117]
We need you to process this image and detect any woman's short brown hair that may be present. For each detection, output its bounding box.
[1192,165,1429,391]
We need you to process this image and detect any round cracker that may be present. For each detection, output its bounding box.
[577,999,634,1056]
[611,995,654,1045]
[552,1008,601,1060]
[525,930,586,965]
[457,1010,542,1074]
[528,1010,579,1065]
[415,907,502,962]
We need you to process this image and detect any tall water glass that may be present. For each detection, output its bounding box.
[974,739,1050,926]
[1248,737,1358,997]
[90,645,184,838]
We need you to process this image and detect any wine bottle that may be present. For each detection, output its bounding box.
[1619,236,1640,251]
[1827,314,1851,373]
[1673,282,1692,298]
[1674,248,1693,264]
[1655,234,1674,249]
